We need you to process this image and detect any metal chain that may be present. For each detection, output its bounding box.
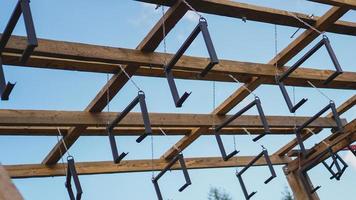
[118,64,141,91]
[161,6,168,65]
[182,0,203,19]
[228,74,257,97]
[288,11,324,35]
[212,81,216,129]
[151,133,155,178]
[274,24,279,79]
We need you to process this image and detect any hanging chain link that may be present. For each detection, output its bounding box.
[182,0,203,19]
[288,11,324,35]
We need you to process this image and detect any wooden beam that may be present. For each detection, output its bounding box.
[161,6,350,160]
[0,110,344,128]
[274,95,356,157]
[3,36,356,90]
[5,156,289,179]
[308,0,356,9]
[135,0,356,36]
[0,165,23,200]
[42,1,189,165]
[287,119,356,172]
[0,126,295,136]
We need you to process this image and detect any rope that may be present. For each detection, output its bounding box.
[57,128,72,157]
[182,0,203,19]
[56,134,68,176]
[159,127,181,153]
[228,74,257,97]
[287,11,324,35]
[242,128,265,150]
[307,128,330,147]
[307,81,332,101]
[118,64,141,91]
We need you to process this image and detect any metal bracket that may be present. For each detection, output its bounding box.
[106,91,152,163]
[0,58,15,100]
[294,101,343,157]
[165,17,218,107]
[276,35,342,113]
[0,0,37,100]
[321,148,348,181]
[152,153,192,200]
[65,156,83,200]
[0,0,38,63]
[236,149,276,200]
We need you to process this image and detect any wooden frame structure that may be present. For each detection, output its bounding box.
[0,0,355,199]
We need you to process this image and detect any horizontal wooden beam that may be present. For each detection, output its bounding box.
[135,0,356,36]
[287,119,356,172]
[0,109,346,128]
[3,36,356,90]
[0,126,295,136]
[308,0,356,9]
[5,156,289,179]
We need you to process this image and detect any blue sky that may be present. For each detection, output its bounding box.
[0,0,355,199]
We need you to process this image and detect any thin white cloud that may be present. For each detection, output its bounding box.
[343,151,356,170]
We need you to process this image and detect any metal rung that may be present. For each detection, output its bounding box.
[65,156,83,200]
[106,91,152,164]
[294,101,343,157]
[152,154,192,200]
[164,17,218,108]
[0,0,38,63]
[236,149,276,200]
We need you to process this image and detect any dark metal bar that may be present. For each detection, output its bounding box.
[198,18,219,77]
[65,157,83,200]
[214,133,239,161]
[164,17,218,107]
[295,101,343,156]
[19,0,38,63]
[323,36,343,85]
[136,92,152,143]
[165,70,191,108]
[152,154,192,200]
[278,38,325,83]
[236,149,276,200]
[0,0,38,63]
[0,0,22,52]
[0,58,15,100]
[107,91,152,163]
[278,81,308,113]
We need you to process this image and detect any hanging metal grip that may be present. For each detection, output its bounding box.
[164,17,218,108]
[276,35,343,113]
[236,149,276,200]
[294,101,343,157]
[0,0,37,100]
[106,91,152,163]
[321,148,348,181]
[0,0,38,63]
[152,154,192,200]
[65,156,83,200]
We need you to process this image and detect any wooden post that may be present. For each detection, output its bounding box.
[284,167,320,200]
[0,165,23,200]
